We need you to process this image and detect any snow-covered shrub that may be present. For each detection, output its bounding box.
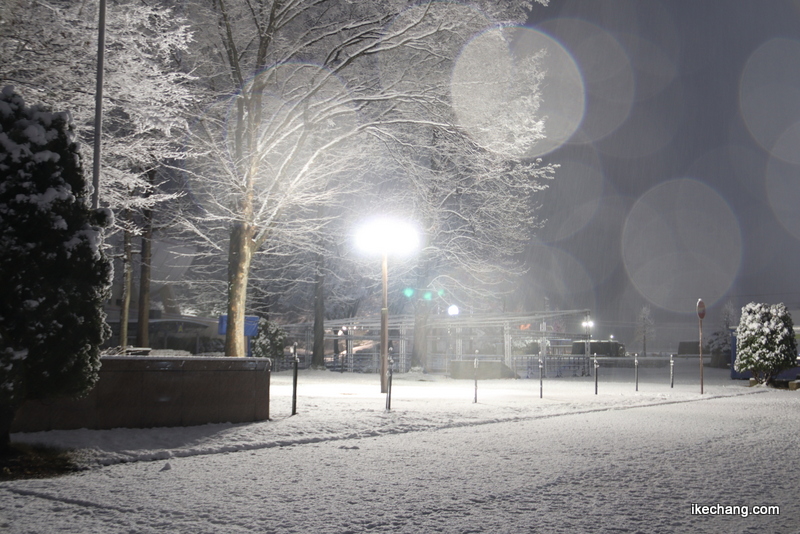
[734,302,797,385]
[709,300,737,368]
[707,330,732,368]
[0,87,112,450]
[251,319,287,360]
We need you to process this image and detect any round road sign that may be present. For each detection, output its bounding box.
[697,299,706,319]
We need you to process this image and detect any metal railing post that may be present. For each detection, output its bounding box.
[594,356,599,395]
[291,342,299,416]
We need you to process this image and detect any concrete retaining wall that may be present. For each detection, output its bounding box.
[11,356,271,433]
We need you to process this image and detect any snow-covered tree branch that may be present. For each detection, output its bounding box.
[178,0,553,356]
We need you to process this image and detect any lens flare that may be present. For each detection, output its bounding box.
[523,238,596,311]
[538,18,635,145]
[766,155,800,241]
[622,179,742,313]
[739,38,800,158]
[451,27,541,158]
[538,159,603,242]
[508,27,585,157]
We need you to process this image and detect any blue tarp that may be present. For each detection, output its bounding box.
[217,315,260,336]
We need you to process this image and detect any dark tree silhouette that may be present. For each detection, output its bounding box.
[0,87,112,452]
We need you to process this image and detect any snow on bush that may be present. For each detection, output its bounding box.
[734,302,797,384]
[251,319,287,360]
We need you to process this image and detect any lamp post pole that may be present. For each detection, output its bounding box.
[582,317,594,358]
[355,217,418,394]
[91,0,107,210]
[697,299,706,395]
[380,252,389,393]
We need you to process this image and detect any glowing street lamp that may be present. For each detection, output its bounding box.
[355,217,419,393]
[582,317,594,357]
[447,304,459,360]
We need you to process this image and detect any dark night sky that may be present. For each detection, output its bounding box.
[518,0,800,349]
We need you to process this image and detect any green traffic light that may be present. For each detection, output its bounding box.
[403,288,415,298]
[423,291,433,300]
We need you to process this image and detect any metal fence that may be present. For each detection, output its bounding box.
[509,355,591,378]
[279,310,593,376]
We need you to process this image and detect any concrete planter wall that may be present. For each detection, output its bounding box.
[449,360,517,379]
[11,356,271,433]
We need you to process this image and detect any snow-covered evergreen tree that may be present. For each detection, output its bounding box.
[708,300,737,368]
[734,302,797,385]
[0,87,112,452]
[2,0,197,349]
[251,319,287,361]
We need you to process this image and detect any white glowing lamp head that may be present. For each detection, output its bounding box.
[355,217,419,257]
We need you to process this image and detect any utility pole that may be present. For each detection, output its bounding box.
[91,0,107,210]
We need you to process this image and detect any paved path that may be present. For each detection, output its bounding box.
[2,386,798,533]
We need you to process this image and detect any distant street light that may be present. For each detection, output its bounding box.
[582,317,594,357]
[355,217,419,393]
[447,304,459,361]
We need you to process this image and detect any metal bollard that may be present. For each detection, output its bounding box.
[670,354,674,388]
[594,357,599,395]
[635,355,639,392]
[474,358,478,404]
[538,358,543,399]
[291,342,299,416]
[265,358,273,421]
[385,357,393,412]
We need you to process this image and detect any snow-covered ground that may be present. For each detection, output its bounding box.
[1,360,798,533]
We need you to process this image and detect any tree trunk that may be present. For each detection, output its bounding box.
[0,404,16,456]
[119,218,132,350]
[160,285,181,315]
[225,221,254,357]
[136,169,155,348]
[410,253,433,370]
[136,206,152,348]
[642,329,647,358]
[411,305,429,369]
[312,253,326,368]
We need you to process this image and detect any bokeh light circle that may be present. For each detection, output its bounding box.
[739,38,800,157]
[538,159,603,242]
[379,3,491,103]
[508,27,585,157]
[451,26,554,158]
[537,18,635,144]
[615,32,679,102]
[688,144,766,198]
[594,78,684,159]
[765,154,800,241]
[523,237,597,313]
[622,179,742,313]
